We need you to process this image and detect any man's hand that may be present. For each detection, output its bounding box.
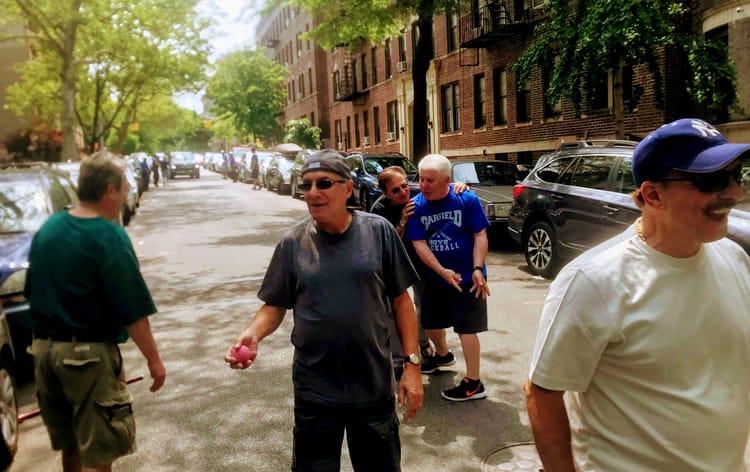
[147,359,166,392]
[398,364,424,421]
[440,267,463,292]
[225,331,260,369]
[400,200,416,226]
[453,182,469,194]
[469,270,490,299]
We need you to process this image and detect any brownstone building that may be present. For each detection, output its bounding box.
[259,0,750,164]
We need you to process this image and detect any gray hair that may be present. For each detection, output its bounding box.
[77,151,126,202]
[418,153,451,179]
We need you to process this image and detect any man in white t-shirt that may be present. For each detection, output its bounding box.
[526,118,750,471]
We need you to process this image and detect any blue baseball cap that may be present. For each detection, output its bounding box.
[632,118,750,186]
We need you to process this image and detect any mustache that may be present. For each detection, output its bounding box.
[705,198,738,213]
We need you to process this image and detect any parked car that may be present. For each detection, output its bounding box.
[0,307,17,469]
[450,160,521,233]
[52,160,82,185]
[121,163,139,226]
[290,149,316,198]
[507,140,750,278]
[257,151,276,188]
[0,163,79,379]
[345,152,419,211]
[168,151,200,179]
[264,154,294,194]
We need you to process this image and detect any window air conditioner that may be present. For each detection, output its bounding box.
[396,61,407,73]
[386,132,396,141]
[362,136,369,145]
[337,142,344,150]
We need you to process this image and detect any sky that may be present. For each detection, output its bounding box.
[174,0,260,113]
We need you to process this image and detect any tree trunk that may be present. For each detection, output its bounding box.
[412,0,435,163]
[612,55,625,140]
[59,4,81,161]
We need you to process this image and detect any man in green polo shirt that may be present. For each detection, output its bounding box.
[25,151,166,472]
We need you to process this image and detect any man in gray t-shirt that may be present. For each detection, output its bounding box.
[225,150,423,472]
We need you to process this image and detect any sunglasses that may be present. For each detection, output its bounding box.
[659,165,744,193]
[389,182,409,195]
[298,178,347,192]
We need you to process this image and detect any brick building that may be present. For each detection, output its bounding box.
[257,3,331,146]
[260,0,750,164]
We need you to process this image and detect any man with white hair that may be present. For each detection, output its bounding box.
[407,153,491,401]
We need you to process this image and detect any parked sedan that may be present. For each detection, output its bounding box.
[345,152,419,211]
[450,160,521,232]
[290,149,316,198]
[169,151,200,179]
[0,307,17,469]
[264,154,294,194]
[0,163,78,378]
[508,141,750,278]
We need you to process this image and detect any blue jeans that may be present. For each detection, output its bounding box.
[292,396,401,472]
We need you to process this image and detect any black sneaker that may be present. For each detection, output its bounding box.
[421,355,439,374]
[435,351,456,367]
[441,377,486,402]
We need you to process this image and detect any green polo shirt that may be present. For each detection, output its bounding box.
[25,211,156,343]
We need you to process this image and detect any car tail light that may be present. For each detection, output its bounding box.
[512,183,526,201]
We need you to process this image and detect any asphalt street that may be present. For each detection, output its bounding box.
[14,170,748,471]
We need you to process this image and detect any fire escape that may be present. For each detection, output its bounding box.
[458,0,531,63]
[333,50,368,104]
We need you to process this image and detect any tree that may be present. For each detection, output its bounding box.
[1,0,209,160]
[285,118,321,149]
[513,0,737,138]
[205,48,288,142]
[290,0,459,162]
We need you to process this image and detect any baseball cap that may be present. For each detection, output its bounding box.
[632,118,750,185]
[301,150,351,180]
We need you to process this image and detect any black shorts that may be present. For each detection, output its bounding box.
[421,282,488,334]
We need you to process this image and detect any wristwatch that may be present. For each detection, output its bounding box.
[405,353,422,366]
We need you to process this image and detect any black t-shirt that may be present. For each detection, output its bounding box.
[370,195,427,277]
[258,210,418,405]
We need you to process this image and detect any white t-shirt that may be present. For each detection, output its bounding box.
[529,226,750,471]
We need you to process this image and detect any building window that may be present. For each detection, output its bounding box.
[387,100,399,139]
[371,47,378,85]
[333,70,340,100]
[351,60,358,93]
[398,35,406,63]
[411,23,420,61]
[346,116,351,149]
[360,54,367,90]
[305,24,310,50]
[299,74,305,99]
[335,119,343,149]
[310,112,315,126]
[308,67,313,95]
[474,73,486,128]
[373,106,381,144]
[589,72,610,112]
[542,68,561,118]
[493,69,507,125]
[518,151,532,166]
[363,110,369,138]
[447,14,458,52]
[384,39,392,78]
[441,82,460,133]
[354,114,360,147]
[516,72,531,123]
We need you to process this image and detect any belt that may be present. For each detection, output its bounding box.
[34,331,107,343]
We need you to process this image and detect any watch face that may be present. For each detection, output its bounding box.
[408,353,421,365]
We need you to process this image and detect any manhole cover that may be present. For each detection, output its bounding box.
[481,442,543,472]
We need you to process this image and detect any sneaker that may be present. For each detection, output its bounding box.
[421,355,439,374]
[442,377,486,402]
[434,351,455,367]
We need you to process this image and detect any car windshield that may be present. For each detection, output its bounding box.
[452,162,517,185]
[363,156,418,176]
[277,157,294,171]
[0,179,50,233]
[172,152,194,162]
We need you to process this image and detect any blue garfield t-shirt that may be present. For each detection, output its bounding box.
[406,186,490,285]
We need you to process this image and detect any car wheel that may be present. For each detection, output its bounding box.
[524,221,557,278]
[0,356,18,468]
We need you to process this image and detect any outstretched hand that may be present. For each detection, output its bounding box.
[224,333,260,369]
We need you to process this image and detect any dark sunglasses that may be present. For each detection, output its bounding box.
[659,165,744,193]
[298,178,347,192]
[389,182,409,195]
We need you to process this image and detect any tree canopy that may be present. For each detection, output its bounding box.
[1,0,210,160]
[285,117,321,149]
[205,48,288,143]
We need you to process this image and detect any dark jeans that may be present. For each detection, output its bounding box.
[292,396,401,472]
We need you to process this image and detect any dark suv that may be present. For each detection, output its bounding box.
[508,140,750,278]
[0,163,79,377]
[345,152,419,211]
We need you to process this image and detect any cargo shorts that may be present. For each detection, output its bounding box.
[30,339,136,467]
